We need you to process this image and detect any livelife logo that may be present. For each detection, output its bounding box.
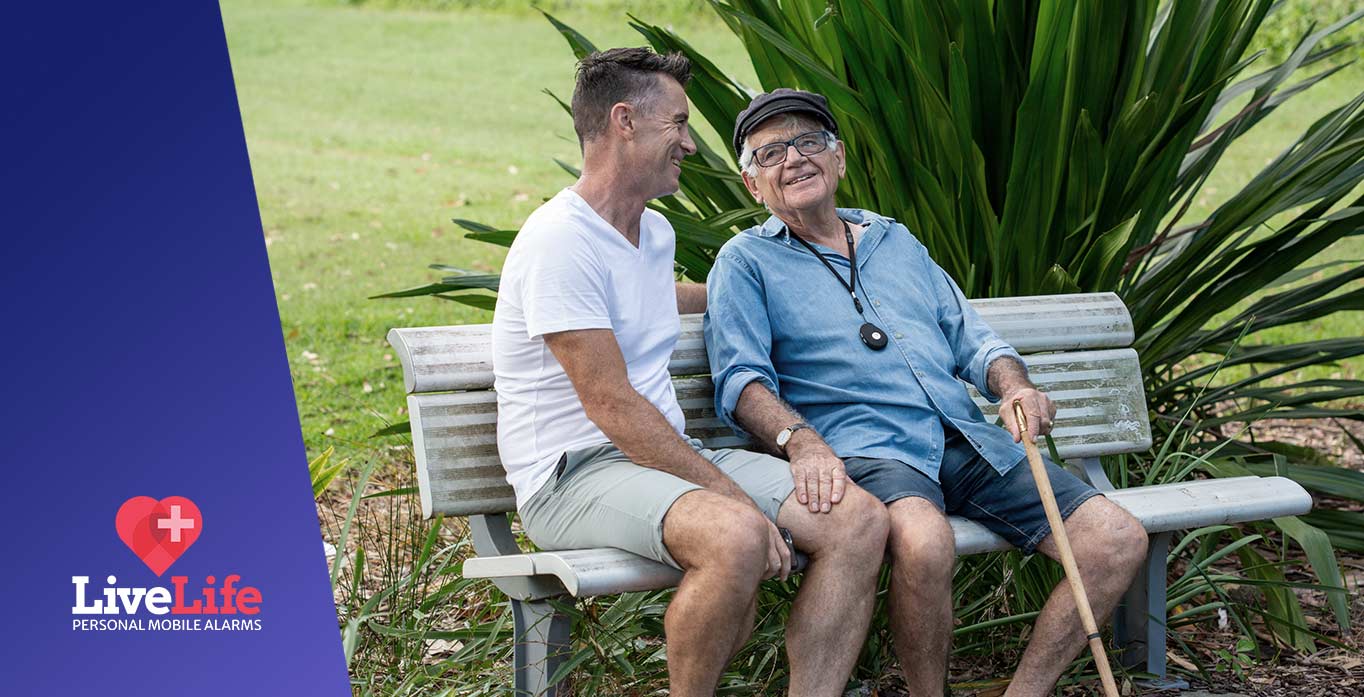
[71,496,263,632]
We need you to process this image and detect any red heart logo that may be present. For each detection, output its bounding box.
[115,496,202,576]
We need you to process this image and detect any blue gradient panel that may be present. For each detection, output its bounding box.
[2,2,348,694]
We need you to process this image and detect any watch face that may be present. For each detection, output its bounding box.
[776,428,792,447]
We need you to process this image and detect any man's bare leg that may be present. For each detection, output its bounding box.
[884,497,956,697]
[778,484,890,697]
[728,595,758,660]
[662,489,773,697]
[1004,496,1148,697]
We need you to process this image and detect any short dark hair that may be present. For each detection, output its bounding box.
[571,47,691,146]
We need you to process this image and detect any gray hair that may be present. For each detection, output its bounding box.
[738,113,838,177]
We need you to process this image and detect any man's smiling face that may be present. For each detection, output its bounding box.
[741,114,845,218]
[631,75,696,199]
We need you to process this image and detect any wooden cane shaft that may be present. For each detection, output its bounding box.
[1014,403,1120,697]
[1021,441,1099,633]
[1089,636,1121,696]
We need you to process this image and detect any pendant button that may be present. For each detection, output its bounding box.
[860,322,888,350]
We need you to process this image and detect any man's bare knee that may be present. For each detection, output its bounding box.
[664,490,769,576]
[846,488,891,556]
[1043,497,1148,576]
[887,498,954,572]
[784,485,889,558]
[1095,505,1148,575]
[841,485,890,536]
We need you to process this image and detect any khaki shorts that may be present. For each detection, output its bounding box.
[519,438,795,569]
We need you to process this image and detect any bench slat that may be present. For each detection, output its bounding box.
[952,475,1311,554]
[410,350,1151,518]
[407,391,514,517]
[388,292,1133,394]
[462,476,1312,597]
[970,348,1151,460]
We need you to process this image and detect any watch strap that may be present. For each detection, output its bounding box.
[777,422,813,452]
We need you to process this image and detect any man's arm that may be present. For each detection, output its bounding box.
[676,282,706,314]
[544,327,793,578]
[544,328,746,496]
[733,382,847,514]
[909,228,1053,440]
[987,355,1056,443]
[703,251,844,513]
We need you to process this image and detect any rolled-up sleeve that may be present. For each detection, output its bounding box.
[915,233,1021,402]
[703,251,779,437]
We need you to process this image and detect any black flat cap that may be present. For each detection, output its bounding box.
[732,88,839,157]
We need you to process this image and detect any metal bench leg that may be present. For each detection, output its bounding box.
[1114,531,1188,691]
[512,598,573,697]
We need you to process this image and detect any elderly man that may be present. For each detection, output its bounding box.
[493,53,888,696]
[703,89,1149,697]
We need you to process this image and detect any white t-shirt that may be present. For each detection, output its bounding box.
[493,188,686,508]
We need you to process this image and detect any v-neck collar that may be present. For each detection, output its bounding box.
[563,188,644,254]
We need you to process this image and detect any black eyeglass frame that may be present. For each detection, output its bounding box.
[750,130,832,168]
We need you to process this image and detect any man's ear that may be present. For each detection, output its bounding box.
[609,102,635,141]
[835,140,847,178]
[741,170,763,203]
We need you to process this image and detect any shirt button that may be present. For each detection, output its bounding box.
[895,332,903,340]
[873,299,881,307]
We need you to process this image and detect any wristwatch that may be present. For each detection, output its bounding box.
[775,422,813,453]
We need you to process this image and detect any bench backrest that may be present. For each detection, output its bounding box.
[389,292,1151,519]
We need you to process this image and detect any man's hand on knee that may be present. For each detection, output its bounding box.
[787,430,847,514]
[729,383,848,513]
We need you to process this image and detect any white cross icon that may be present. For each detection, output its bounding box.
[157,505,196,543]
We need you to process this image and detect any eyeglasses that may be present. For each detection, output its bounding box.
[751,131,830,168]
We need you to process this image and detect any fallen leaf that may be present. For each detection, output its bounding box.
[425,638,463,658]
[1167,650,1198,672]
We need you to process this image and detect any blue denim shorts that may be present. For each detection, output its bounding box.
[843,426,1101,553]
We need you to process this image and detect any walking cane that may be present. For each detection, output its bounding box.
[1012,400,1120,697]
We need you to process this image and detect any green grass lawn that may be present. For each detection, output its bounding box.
[222,0,1363,477]
[223,0,760,474]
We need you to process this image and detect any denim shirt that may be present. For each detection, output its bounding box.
[703,208,1026,481]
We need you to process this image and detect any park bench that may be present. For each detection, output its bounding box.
[388,292,1312,696]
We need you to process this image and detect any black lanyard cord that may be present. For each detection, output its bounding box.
[788,219,888,351]
[790,219,863,314]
